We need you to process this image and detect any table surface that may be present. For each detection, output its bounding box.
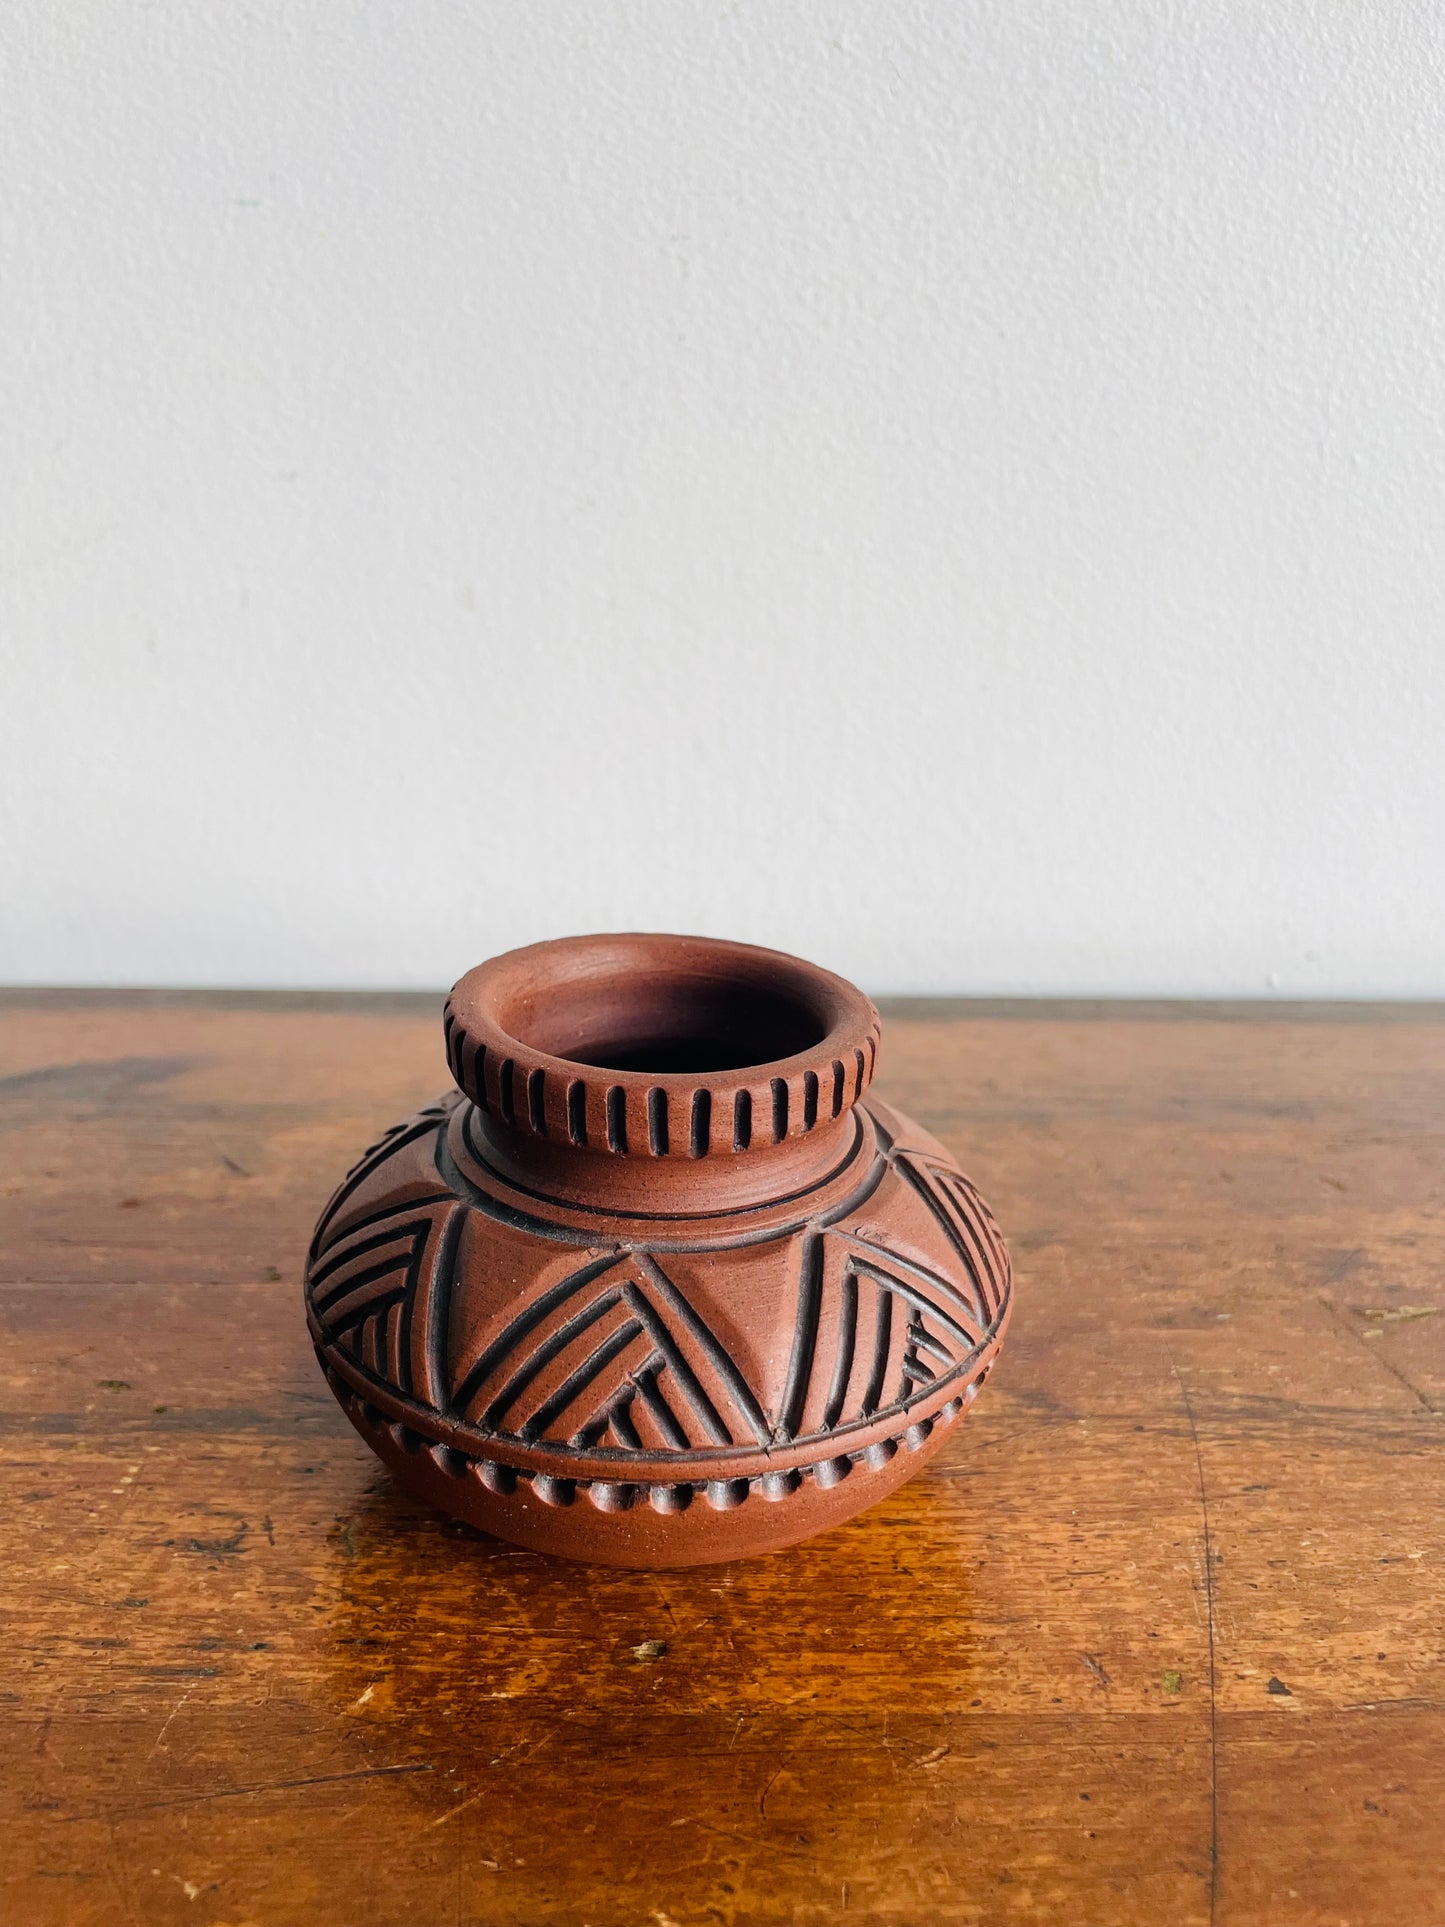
[3,993,1443,1927]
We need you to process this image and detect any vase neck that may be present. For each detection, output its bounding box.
[455,1094,868,1218]
[440,932,882,1218]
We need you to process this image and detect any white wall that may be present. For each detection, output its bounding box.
[3,3,1443,995]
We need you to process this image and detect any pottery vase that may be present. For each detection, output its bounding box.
[304,934,1012,1567]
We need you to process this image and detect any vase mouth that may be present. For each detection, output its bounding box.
[443,933,880,1165]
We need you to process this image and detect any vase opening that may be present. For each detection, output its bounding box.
[501,967,830,1077]
[445,936,882,1204]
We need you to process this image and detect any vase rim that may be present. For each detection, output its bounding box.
[443,932,880,1162]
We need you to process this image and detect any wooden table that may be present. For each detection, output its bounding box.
[3,993,1442,1926]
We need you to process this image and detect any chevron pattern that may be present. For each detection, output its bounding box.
[764,1223,990,1445]
[441,1224,993,1455]
[307,1099,455,1266]
[448,1250,773,1451]
[892,1150,1011,1323]
[307,1111,1009,1467]
[307,1195,463,1411]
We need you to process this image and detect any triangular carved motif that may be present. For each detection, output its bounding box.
[768,1223,988,1445]
[306,1195,464,1412]
[448,1251,772,1451]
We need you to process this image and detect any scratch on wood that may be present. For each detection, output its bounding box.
[1317,1294,1438,1414]
[430,1788,485,1829]
[1340,1695,1445,1714]
[147,1682,198,1760]
[1170,1352,1219,1927]
[119,1763,434,1814]
[647,1574,680,1631]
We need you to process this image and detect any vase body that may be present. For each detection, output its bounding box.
[304,934,1012,1567]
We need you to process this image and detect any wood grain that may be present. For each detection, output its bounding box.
[1,994,1441,1926]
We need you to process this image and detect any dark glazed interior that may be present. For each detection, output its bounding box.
[501,969,830,1076]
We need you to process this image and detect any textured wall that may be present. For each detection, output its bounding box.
[3,4,1443,993]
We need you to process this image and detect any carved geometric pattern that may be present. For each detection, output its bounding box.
[308,1195,463,1411]
[448,1249,773,1452]
[768,1225,987,1446]
[307,1100,455,1268]
[305,1102,1011,1513]
[892,1151,1011,1323]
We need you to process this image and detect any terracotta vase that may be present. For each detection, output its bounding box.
[304,935,1013,1566]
